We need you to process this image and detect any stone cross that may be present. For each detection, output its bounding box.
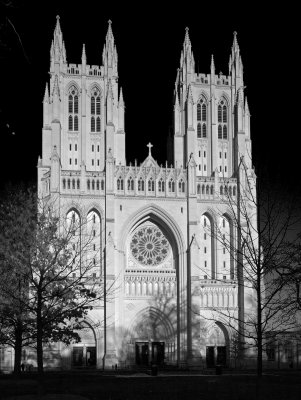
[147,142,153,156]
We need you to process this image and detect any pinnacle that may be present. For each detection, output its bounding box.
[54,15,62,35]
[106,19,114,39]
[245,96,250,113]
[184,26,191,46]
[82,43,86,61]
[44,83,49,101]
[119,87,124,105]
[211,54,215,71]
[232,31,240,53]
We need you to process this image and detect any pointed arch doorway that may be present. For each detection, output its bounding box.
[131,307,176,366]
[72,322,96,368]
[205,322,229,368]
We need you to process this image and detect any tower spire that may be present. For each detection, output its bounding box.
[103,19,118,76]
[50,15,66,71]
[229,31,244,90]
[232,31,239,55]
[179,26,194,86]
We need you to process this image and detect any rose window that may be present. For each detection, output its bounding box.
[130,225,170,266]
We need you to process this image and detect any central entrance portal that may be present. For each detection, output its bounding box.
[135,342,165,365]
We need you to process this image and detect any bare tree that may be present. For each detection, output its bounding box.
[0,185,110,375]
[199,160,300,376]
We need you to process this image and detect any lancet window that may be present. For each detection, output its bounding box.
[138,177,145,191]
[117,177,124,191]
[168,179,175,192]
[158,178,165,192]
[197,97,207,138]
[68,86,79,131]
[127,177,134,191]
[218,98,228,140]
[91,87,101,133]
[178,179,185,193]
[148,178,155,192]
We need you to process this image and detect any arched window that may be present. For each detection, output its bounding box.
[101,180,104,190]
[92,180,95,190]
[210,185,214,195]
[72,179,75,189]
[223,125,227,140]
[87,180,90,190]
[117,177,123,191]
[67,179,70,189]
[91,117,95,132]
[197,97,207,138]
[168,179,175,192]
[197,184,201,194]
[96,117,101,132]
[68,86,79,132]
[87,210,101,276]
[197,103,202,121]
[148,178,154,192]
[63,179,66,189]
[91,87,101,132]
[218,98,228,140]
[220,186,223,195]
[96,180,99,190]
[138,177,144,191]
[158,178,165,192]
[197,123,202,138]
[128,177,134,191]
[178,179,185,193]
[233,186,236,196]
[202,185,205,195]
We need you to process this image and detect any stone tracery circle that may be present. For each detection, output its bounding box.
[130,225,170,266]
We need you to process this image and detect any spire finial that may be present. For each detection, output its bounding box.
[184,26,190,45]
[232,31,239,53]
[55,15,61,33]
[147,142,153,157]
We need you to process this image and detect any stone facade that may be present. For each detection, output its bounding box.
[36,16,256,369]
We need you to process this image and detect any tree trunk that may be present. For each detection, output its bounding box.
[257,267,263,377]
[36,292,44,375]
[13,323,22,375]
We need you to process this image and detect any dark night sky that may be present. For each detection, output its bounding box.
[0,1,298,191]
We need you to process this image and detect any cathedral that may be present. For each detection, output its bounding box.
[36,16,256,369]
